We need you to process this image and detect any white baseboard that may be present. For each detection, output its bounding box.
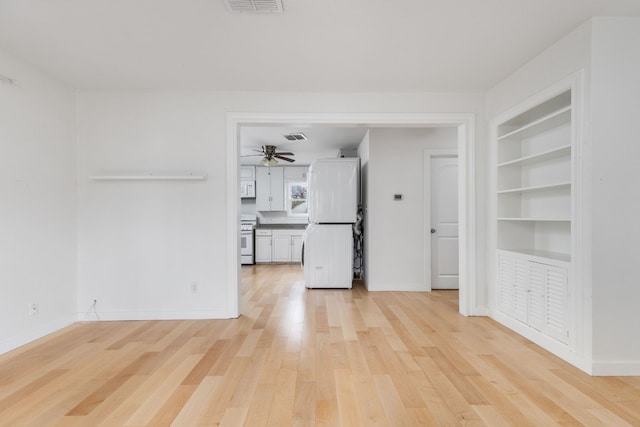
[0,316,76,356]
[471,306,490,316]
[76,310,237,322]
[490,310,592,374]
[366,283,430,292]
[591,361,640,376]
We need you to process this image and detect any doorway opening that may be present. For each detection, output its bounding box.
[227,113,476,317]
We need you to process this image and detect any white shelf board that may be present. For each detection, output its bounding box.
[497,181,571,194]
[91,174,207,181]
[498,248,571,263]
[498,145,571,168]
[498,218,571,222]
[498,106,571,141]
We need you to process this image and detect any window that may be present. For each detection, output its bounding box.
[286,180,308,217]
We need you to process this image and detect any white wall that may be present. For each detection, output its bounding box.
[590,17,640,373]
[0,50,77,354]
[77,91,485,320]
[486,21,592,116]
[76,92,229,319]
[366,127,458,291]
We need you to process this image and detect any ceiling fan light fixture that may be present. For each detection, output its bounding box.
[260,157,278,166]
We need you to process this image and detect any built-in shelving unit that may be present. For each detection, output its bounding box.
[492,84,577,354]
[496,90,573,262]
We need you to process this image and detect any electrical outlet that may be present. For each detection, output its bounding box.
[28,302,38,316]
[190,281,199,293]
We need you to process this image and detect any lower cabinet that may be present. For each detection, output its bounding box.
[291,235,303,263]
[272,233,292,262]
[255,230,272,263]
[498,250,569,345]
[255,229,304,263]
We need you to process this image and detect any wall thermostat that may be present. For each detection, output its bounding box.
[393,194,403,200]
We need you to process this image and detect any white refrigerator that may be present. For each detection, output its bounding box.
[303,158,359,289]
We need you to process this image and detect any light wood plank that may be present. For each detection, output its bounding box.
[0,264,636,426]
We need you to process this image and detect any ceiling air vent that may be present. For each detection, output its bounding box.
[224,0,284,14]
[283,133,308,141]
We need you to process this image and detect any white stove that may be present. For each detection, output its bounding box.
[240,214,257,265]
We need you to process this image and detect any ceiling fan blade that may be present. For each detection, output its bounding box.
[274,154,295,163]
[241,154,262,157]
[252,148,265,153]
[274,151,294,156]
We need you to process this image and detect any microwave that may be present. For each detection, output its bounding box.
[240,180,255,198]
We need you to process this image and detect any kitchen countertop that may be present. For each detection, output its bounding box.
[256,224,307,230]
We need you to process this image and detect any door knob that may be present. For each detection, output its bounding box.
[431,228,436,234]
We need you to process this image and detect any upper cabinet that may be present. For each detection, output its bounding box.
[240,165,256,180]
[283,166,308,182]
[256,166,284,211]
[495,89,573,262]
[240,165,256,199]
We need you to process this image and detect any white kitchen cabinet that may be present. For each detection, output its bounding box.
[256,167,284,211]
[272,233,292,262]
[240,165,256,180]
[255,230,272,263]
[498,250,569,345]
[284,166,308,181]
[291,234,303,263]
[240,165,256,199]
[255,229,304,263]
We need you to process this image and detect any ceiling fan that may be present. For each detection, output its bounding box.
[243,145,295,166]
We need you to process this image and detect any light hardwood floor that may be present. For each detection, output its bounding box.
[1,264,639,426]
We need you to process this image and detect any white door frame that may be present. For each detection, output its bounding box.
[227,112,476,317]
[423,149,459,291]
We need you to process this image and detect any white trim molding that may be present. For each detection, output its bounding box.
[0,316,76,356]
[227,112,477,318]
[591,361,640,377]
[76,310,236,322]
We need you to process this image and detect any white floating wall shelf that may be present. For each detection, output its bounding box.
[91,173,207,181]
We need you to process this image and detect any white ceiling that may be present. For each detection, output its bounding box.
[1,0,639,92]
[2,1,638,163]
[240,125,369,165]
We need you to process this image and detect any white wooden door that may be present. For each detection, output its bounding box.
[255,236,272,263]
[255,167,271,211]
[255,167,284,211]
[542,263,569,344]
[430,157,459,289]
[272,235,291,262]
[268,167,285,211]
